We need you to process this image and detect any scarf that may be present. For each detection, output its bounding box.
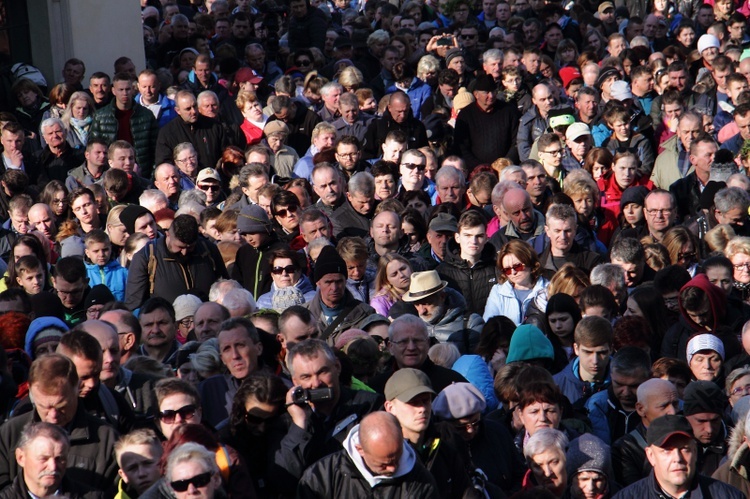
[70,116,92,144]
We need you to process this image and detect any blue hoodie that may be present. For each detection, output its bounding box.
[25,316,69,359]
[452,355,500,412]
[85,258,128,302]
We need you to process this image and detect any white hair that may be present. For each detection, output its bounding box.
[524,428,569,461]
[222,288,257,315]
[209,279,243,303]
[139,189,169,213]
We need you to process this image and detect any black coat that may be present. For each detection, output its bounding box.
[611,424,651,486]
[231,234,289,299]
[34,144,84,184]
[612,470,743,499]
[669,171,702,221]
[436,242,500,316]
[155,115,226,170]
[125,235,228,311]
[362,109,428,159]
[287,7,327,51]
[0,473,103,499]
[453,101,520,169]
[267,102,322,157]
[330,200,372,239]
[369,358,467,395]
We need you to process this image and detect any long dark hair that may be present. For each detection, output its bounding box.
[229,372,287,438]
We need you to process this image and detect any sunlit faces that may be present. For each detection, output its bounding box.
[219,326,262,380]
[84,240,112,266]
[688,349,722,382]
[519,401,561,435]
[118,443,162,495]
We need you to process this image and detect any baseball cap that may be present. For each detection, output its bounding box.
[646,415,695,447]
[566,122,591,141]
[196,168,221,183]
[429,213,458,232]
[235,67,263,84]
[384,368,436,402]
[598,1,615,14]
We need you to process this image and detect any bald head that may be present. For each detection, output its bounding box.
[502,188,534,232]
[28,203,56,239]
[358,411,403,451]
[636,378,679,426]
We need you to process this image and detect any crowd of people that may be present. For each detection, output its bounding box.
[6,0,750,497]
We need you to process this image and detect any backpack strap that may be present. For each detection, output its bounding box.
[629,427,648,450]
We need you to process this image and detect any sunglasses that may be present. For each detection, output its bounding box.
[244,411,277,425]
[271,265,296,275]
[401,163,426,171]
[296,59,312,66]
[501,263,526,275]
[198,184,220,192]
[158,404,197,424]
[461,34,477,39]
[170,472,212,492]
[275,206,298,218]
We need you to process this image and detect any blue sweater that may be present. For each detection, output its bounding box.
[85,258,128,301]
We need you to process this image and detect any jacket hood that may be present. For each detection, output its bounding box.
[506,324,554,363]
[25,316,69,358]
[343,423,417,487]
[679,273,726,332]
[443,240,497,268]
[566,432,613,479]
[436,287,469,325]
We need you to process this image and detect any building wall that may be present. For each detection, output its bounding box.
[27,0,145,86]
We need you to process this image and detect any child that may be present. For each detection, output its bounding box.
[337,236,376,303]
[84,229,128,301]
[14,255,45,295]
[597,151,653,217]
[114,429,163,498]
[213,209,241,244]
[602,104,655,176]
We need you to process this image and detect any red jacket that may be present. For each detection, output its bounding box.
[597,173,653,218]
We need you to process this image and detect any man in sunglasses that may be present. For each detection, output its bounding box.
[195,167,224,208]
[167,443,222,499]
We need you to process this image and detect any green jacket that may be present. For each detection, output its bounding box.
[90,100,159,177]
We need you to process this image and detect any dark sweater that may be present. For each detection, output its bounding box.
[453,101,521,169]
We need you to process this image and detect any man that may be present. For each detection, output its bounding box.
[435,165,466,205]
[303,245,375,345]
[420,69,459,118]
[454,74,520,169]
[298,207,333,253]
[35,118,84,183]
[0,122,38,181]
[274,339,381,493]
[611,378,680,485]
[613,415,743,498]
[318,82,343,123]
[397,149,435,201]
[192,301,230,343]
[52,257,90,326]
[311,162,346,217]
[383,368,472,497]
[437,211,498,316]
[518,82,557,161]
[610,237,651,288]
[65,138,109,191]
[537,133,569,190]
[126,215,228,309]
[369,46,400,101]
[136,298,182,367]
[642,189,676,243]
[0,354,118,493]
[245,43,283,85]
[28,202,57,242]
[670,134,718,220]
[586,347,651,445]
[288,0,327,51]
[368,210,417,268]
[136,69,177,128]
[61,58,85,88]
[363,92,428,159]
[401,270,484,343]
[419,213,456,269]
[90,73,159,178]
[530,204,603,280]
[155,91,226,170]
[491,187,545,248]
[228,163,268,210]
[3,422,100,498]
[522,160,553,213]
[651,111,701,189]
[166,443,223,499]
[575,87,600,127]
[199,318,265,426]
[293,122,337,181]
[276,306,318,372]
[87,72,112,110]
[69,186,103,235]
[722,103,750,155]
[564,122,592,168]
[153,163,182,210]
[334,136,367,180]
[330,172,375,239]
[99,309,141,365]
[682,381,727,476]
[298,411,439,497]
[182,55,228,102]
[630,65,657,116]
[333,93,372,143]
[267,95,322,157]
[553,316,612,406]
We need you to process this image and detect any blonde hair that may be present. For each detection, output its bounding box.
[548,263,590,298]
[726,236,750,261]
[115,429,162,467]
[374,253,412,302]
[705,224,736,253]
[235,90,259,110]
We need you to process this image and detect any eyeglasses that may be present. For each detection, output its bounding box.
[296,59,312,66]
[271,265,296,275]
[52,199,67,205]
[170,472,213,493]
[734,262,750,271]
[337,152,359,158]
[179,317,194,328]
[401,163,426,171]
[391,337,428,347]
[275,206,299,218]
[542,148,563,155]
[198,184,220,192]
[453,418,481,431]
[501,263,526,275]
[645,208,672,216]
[176,155,198,164]
[731,384,750,397]
[158,404,197,423]
[677,251,696,262]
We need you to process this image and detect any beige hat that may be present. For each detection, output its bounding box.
[565,122,591,141]
[264,120,289,137]
[196,168,221,183]
[402,270,448,302]
[453,87,475,113]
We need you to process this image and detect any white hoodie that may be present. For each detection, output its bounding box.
[343,424,417,488]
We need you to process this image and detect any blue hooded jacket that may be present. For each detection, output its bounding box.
[452,355,499,412]
[85,258,128,302]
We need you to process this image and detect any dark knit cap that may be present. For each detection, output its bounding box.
[596,67,620,89]
[237,204,271,235]
[84,284,115,310]
[700,181,727,211]
[620,185,649,211]
[473,74,496,92]
[683,380,726,416]
[313,245,347,283]
[120,205,152,234]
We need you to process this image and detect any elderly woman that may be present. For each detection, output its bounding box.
[237,90,267,146]
[484,239,549,324]
[726,367,750,408]
[726,236,750,304]
[566,433,615,499]
[433,382,525,495]
[256,248,316,311]
[687,333,725,383]
[522,428,569,497]
[263,121,298,179]
[172,142,199,189]
[60,91,95,150]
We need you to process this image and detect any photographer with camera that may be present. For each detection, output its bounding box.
[271,339,382,493]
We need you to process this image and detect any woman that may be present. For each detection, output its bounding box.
[105,205,129,256]
[0,235,50,293]
[583,147,613,183]
[674,23,696,52]
[726,236,750,304]
[256,249,316,311]
[370,253,413,317]
[625,285,670,358]
[662,226,700,275]
[527,263,590,325]
[598,151,653,217]
[611,185,648,242]
[555,39,579,68]
[220,372,287,498]
[60,91,96,150]
[236,90,267,146]
[522,428,569,498]
[475,316,517,377]
[484,239,549,325]
[401,189,432,219]
[545,293,582,366]
[401,208,427,253]
[515,381,571,446]
[120,233,149,269]
[39,180,70,223]
[216,146,245,192]
[687,333,725,383]
[172,143,199,187]
[564,172,617,249]
[583,29,607,60]
[726,366,750,407]
[337,66,364,93]
[271,190,303,248]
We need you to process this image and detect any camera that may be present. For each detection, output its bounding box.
[291,387,333,405]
